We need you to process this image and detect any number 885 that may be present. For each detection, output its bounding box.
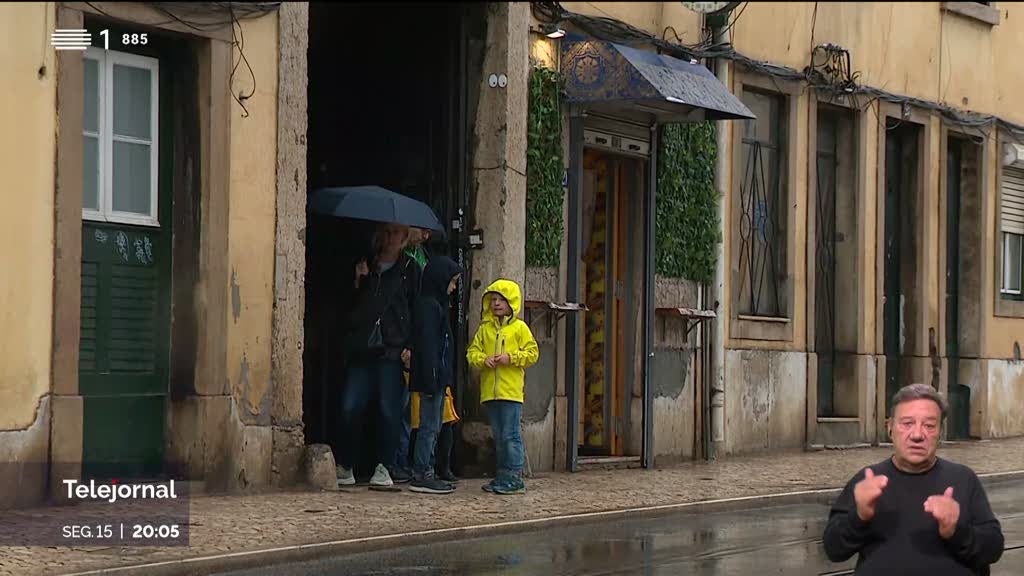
[122,33,149,46]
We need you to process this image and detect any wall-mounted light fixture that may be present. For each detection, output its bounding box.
[543,23,566,39]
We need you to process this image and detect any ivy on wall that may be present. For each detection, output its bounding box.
[656,122,720,283]
[525,65,565,268]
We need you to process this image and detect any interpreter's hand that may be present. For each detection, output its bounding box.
[355,260,370,278]
[924,487,960,539]
[484,355,499,369]
[401,348,411,369]
[854,467,889,522]
[496,353,511,366]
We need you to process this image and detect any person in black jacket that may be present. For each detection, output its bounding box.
[407,255,462,494]
[336,223,421,488]
[823,383,1004,575]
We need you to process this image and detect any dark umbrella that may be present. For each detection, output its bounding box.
[309,185,446,235]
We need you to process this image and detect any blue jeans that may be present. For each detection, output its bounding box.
[339,360,404,470]
[486,400,524,478]
[412,392,444,479]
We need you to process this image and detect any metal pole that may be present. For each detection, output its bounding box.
[565,107,584,472]
[642,123,659,469]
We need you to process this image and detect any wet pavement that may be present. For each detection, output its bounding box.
[216,478,1024,576]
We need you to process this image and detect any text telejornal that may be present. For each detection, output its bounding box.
[63,479,178,503]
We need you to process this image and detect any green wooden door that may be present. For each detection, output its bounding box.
[80,224,170,478]
[80,46,171,480]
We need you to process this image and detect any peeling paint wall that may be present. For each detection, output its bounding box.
[984,360,1024,437]
[0,396,50,508]
[227,12,279,431]
[652,349,696,461]
[652,278,699,461]
[523,398,555,474]
[522,304,558,471]
[724,350,807,454]
[0,2,55,432]
[167,395,272,491]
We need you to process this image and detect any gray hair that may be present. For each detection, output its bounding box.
[891,383,948,418]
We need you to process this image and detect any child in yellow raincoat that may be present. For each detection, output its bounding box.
[467,278,539,495]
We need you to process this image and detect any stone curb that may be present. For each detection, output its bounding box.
[61,469,1024,576]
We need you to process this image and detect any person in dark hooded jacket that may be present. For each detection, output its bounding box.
[408,255,462,494]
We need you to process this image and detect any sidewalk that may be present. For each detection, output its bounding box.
[3,437,1024,576]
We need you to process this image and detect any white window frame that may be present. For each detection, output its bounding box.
[83,47,160,227]
[1002,232,1022,295]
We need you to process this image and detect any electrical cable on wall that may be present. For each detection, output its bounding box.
[84,2,279,31]
[228,4,257,118]
[84,2,273,118]
[531,1,1024,143]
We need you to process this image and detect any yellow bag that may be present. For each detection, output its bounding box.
[411,386,459,429]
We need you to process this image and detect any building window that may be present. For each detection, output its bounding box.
[1001,166,1024,298]
[1004,233,1023,296]
[83,47,159,227]
[737,89,787,318]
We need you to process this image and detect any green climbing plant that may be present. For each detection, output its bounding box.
[525,65,565,268]
[656,122,720,283]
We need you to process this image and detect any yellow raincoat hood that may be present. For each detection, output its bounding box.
[467,279,539,403]
[480,279,524,326]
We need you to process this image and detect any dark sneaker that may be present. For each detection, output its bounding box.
[493,476,526,495]
[389,466,413,484]
[481,480,497,493]
[409,478,455,494]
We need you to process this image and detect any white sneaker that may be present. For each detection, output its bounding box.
[369,463,393,487]
[336,465,355,486]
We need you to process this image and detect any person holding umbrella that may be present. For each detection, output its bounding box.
[308,186,445,488]
[336,223,420,487]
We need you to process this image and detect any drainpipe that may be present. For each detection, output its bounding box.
[707,16,730,459]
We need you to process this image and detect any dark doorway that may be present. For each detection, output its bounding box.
[883,119,922,416]
[302,3,485,475]
[946,139,967,438]
[945,136,982,439]
[814,106,858,418]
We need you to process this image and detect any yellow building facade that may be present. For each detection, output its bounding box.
[542,1,1024,457]
[0,2,301,508]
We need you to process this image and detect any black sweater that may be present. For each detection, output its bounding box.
[824,458,1004,575]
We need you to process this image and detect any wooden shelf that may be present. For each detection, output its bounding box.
[655,307,716,320]
[523,300,589,320]
[655,307,716,342]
